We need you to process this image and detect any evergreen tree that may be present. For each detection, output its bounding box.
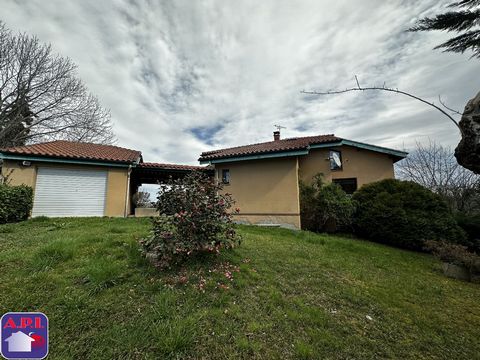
[0,89,34,147]
[410,0,480,58]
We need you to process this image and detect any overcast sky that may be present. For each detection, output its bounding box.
[2,0,478,164]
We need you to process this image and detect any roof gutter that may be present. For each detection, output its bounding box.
[0,153,134,168]
[340,139,408,158]
[308,141,343,149]
[199,149,309,165]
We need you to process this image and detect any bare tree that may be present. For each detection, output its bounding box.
[132,191,153,208]
[396,140,480,214]
[0,22,115,147]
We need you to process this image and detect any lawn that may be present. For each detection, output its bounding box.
[0,217,479,359]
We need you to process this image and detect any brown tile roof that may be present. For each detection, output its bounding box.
[199,134,341,161]
[0,140,142,164]
[138,162,211,171]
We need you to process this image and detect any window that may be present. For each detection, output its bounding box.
[222,169,230,184]
[329,150,342,170]
[333,178,357,194]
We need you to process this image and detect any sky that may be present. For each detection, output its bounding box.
[1,0,478,166]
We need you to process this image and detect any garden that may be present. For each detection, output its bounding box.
[0,172,479,358]
[0,217,479,359]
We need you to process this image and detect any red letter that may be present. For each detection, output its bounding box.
[34,317,43,328]
[20,317,32,328]
[3,318,16,329]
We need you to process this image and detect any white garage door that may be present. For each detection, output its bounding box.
[32,167,108,217]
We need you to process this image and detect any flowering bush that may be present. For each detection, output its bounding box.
[140,171,240,268]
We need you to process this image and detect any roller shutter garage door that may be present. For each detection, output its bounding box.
[32,167,108,217]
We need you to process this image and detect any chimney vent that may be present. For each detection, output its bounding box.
[273,131,280,141]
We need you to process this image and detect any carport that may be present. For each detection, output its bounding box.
[129,162,213,216]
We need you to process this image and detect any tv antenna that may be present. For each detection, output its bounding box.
[274,124,286,132]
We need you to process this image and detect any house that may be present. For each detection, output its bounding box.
[0,133,406,228]
[199,132,407,229]
[3,331,35,352]
[0,140,207,217]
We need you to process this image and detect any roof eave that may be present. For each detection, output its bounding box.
[199,149,310,164]
[340,139,408,159]
[0,152,135,168]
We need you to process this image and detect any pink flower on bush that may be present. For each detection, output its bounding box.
[224,271,233,281]
[140,171,241,269]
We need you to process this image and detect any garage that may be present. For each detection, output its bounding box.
[32,167,108,217]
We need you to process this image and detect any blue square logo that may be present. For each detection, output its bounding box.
[1,312,48,359]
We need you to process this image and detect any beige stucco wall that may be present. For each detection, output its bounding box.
[104,167,130,217]
[134,207,159,217]
[215,157,301,229]
[1,160,37,187]
[1,160,129,217]
[211,146,395,230]
[298,145,395,188]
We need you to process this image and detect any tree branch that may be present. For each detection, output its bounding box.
[301,76,462,134]
[438,95,463,116]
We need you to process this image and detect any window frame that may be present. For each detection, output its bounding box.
[332,177,357,195]
[329,150,343,171]
[221,169,230,185]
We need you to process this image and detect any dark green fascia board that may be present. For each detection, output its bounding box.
[0,152,134,168]
[309,140,407,158]
[308,141,343,149]
[340,139,408,158]
[199,149,309,165]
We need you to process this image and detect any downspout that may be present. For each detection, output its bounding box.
[124,164,132,217]
[295,156,301,230]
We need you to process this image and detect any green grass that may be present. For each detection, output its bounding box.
[0,218,479,359]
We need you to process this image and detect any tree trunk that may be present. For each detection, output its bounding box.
[455,92,480,175]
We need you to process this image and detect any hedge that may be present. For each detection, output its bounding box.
[352,179,467,251]
[0,184,34,224]
[300,174,355,233]
[455,213,480,253]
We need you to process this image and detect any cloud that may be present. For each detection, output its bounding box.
[1,0,476,164]
[190,124,225,145]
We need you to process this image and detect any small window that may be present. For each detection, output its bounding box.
[222,169,230,184]
[329,150,342,170]
[333,178,357,194]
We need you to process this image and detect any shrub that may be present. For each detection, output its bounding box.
[353,179,466,251]
[132,191,153,208]
[424,240,480,275]
[300,174,355,233]
[140,171,241,268]
[299,177,319,232]
[0,184,33,224]
[455,213,480,253]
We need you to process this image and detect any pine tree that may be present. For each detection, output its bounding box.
[410,0,480,58]
[0,89,34,147]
